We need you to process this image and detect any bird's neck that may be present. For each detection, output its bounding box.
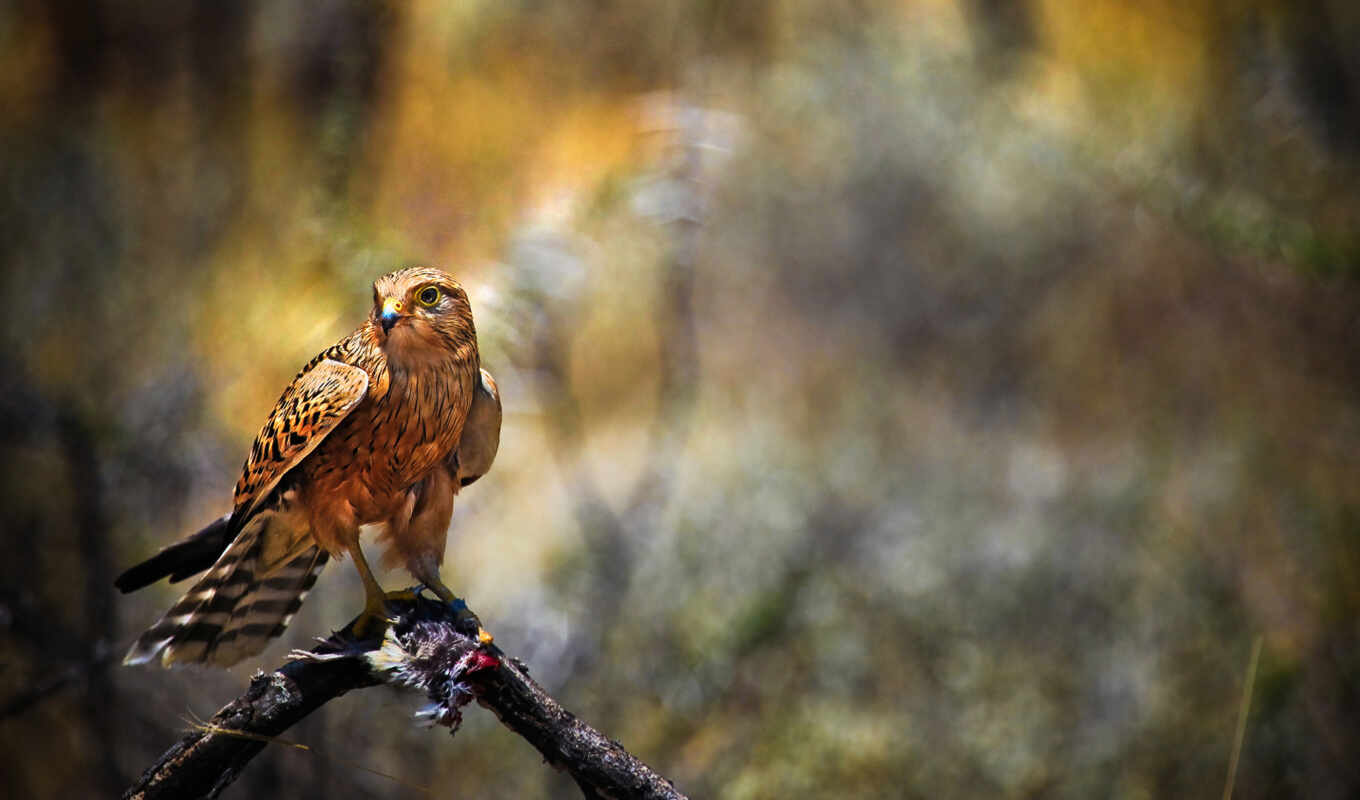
[385,339,476,378]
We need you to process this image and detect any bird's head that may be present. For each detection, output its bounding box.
[371,267,476,366]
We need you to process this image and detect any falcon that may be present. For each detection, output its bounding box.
[116,266,502,667]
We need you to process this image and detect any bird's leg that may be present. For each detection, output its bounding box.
[347,542,392,641]
[415,570,494,645]
[395,466,494,644]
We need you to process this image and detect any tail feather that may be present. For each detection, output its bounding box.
[206,547,328,666]
[123,512,328,667]
[115,513,233,593]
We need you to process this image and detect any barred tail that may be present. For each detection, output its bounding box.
[123,514,328,667]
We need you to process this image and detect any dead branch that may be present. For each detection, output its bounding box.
[122,596,685,800]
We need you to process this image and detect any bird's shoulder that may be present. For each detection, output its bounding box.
[230,328,383,524]
[448,367,503,488]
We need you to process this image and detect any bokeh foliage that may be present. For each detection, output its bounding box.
[3,1,1360,797]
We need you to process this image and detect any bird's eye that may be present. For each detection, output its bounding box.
[417,286,441,307]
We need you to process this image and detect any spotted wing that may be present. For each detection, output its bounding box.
[232,358,369,524]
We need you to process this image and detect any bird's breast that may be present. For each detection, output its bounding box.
[303,359,475,524]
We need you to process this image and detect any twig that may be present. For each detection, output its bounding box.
[1221,635,1263,800]
[123,596,686,800]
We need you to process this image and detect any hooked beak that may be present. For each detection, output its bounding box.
[380,297,403,334]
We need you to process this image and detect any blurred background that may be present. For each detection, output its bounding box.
[3,1,1359,797]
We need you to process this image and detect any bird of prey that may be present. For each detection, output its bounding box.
[116,266,502,667]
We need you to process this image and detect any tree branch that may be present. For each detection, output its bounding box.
[123,596,686,800]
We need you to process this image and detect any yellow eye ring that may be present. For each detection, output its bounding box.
[417,285,441,307]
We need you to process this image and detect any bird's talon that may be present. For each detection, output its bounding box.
[383,587,422,605]
[351,609,390,641]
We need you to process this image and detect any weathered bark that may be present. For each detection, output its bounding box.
[123,596,686,800]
